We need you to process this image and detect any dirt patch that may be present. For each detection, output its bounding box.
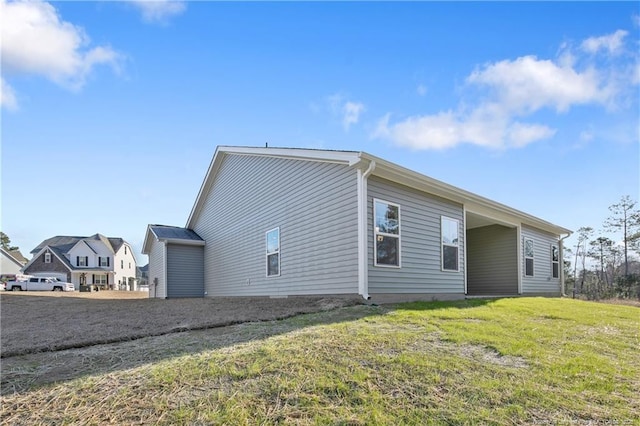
[0,291,362,357]
[1,304,380,395]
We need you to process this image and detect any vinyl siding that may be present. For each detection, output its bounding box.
[148,239,166,298]
[167,244,204,298]
[192,154,359,297]
[521,225,561,294]
[114,244,137,290]
[466,225,518,295]
[23,251,72,284]
[367,176,465,294]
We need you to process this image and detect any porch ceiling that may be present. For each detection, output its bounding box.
[466,211,517,230]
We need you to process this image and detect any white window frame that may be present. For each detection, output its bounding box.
[266,227,280,277]
[373,199,401,268]
[551,244,559,279]
[78,256,87,267]
[441,216,460,272]
[94,274,107,285]
[524,238,535,277]
[99,257,109,267]
[44,252,52,263]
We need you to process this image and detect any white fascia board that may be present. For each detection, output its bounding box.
[360,153,571,236]
[217,146,362,166]
[1,248,24,268]
[141,225,160,255]
[68,239,97,255]
[186,146,225,228]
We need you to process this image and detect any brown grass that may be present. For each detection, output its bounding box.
[0,291,362,357]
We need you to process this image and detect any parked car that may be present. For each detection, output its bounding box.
[6,276,75,292]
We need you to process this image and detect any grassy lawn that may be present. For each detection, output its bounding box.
[1,297,638,425]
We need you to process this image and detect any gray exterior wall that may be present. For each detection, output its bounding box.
[166,244,204,298]
[192,154,359,297]
[521,225,561,294]
[466,225,518,295]
[367,176,465,294]
[23,251,71,282]
[148,239,166,298]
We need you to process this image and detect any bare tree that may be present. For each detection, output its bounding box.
[573,227,593,296]
[604,196,640,277]
[589,236,613,287]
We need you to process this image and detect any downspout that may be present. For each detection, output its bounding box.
[559,232,573,297]
[358,159,376,300]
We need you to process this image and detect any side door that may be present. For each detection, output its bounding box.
[28,277,43,290]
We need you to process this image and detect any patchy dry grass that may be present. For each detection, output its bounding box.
[1,297,638,425]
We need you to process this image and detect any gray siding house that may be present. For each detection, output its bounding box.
[142,225,205,298]
[143,146,571,301]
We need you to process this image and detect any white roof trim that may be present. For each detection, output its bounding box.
[361,152,571,235]
[184,146,570,236]
[0,248,24,268]
[68,239,97,255]
[142,225,158,255]
[22,246,72,273]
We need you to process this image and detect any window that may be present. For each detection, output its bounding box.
[77,256,88,267]
[551,245,559,279]
[121,260,124,269]
[124,246,127,255]
[441,217,460,272]
[266,228,280,277]
[94,274,107,285]
[99,257,110,267]
[44,252,51,263]
[129,262,131,269]
[524,238,534,277]
[374,199,400,267]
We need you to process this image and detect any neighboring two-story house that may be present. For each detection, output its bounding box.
[22,233,138,290]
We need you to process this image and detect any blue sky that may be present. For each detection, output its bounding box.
[1,1,639,265]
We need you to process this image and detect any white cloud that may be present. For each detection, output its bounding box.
[417,84,427,96]
[581,30,628,55]
[1,0,121,108]
[1,77,18,111]
[374,107,555,151]
[506,122,556,147]
[467,56,608,113]
[326,94,365,131]
[342,101,365,130]
[127,0,186,24]
[374,29,637,151]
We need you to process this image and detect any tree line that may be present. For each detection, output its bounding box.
[564,195,640,300]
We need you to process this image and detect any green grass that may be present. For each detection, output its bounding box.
[1,298,638,425]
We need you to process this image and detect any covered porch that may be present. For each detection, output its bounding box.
[465,210,520,296]
[71,270,116,290]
